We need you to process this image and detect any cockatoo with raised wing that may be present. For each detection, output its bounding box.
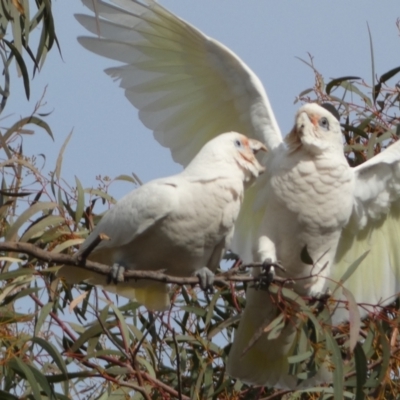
[76,0,400,389]
[59,132,266,311]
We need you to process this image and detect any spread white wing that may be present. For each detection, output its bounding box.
[331,140,400,322]
[77,0,282,167]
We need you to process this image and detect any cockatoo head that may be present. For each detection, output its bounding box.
[185,132,267,184]
[285,103,342,155]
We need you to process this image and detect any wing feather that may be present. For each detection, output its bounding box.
[332,205,400,323]
[332,141,400,322]
[79,180,175,256]
[77,0,282,166]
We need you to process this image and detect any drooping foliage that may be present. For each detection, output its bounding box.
[0,2,400,399]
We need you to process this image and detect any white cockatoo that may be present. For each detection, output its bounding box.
[59,132,266,311]
[76,0,400,388]
[228,103,400,388]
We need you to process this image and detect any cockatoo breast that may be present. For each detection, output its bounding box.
[260,147,355,295]
[271,150,355,232]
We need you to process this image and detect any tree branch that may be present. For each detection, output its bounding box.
[0,241,287,286]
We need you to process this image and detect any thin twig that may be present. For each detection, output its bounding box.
[93,289,127,355]
[132,359,152,400]
[172,328,182,400]
[131,312,158,360]
[259,389,291,400]
[75,233,109,261]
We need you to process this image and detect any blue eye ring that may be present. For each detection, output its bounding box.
[319,117,329,130]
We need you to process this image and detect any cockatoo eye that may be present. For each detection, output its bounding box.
[319,117,329,130]
[234,139,243,148]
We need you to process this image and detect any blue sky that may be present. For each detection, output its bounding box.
[7,1,400,200]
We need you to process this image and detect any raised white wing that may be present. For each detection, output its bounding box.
[77,0,282,166]
[331,140,400,322]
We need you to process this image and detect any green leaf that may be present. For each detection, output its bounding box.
[297,87,314,98]
[27,364,55,399]
[3,39,30,99]
[180,306,207,317]
[0,268,34,281]
[84,188,117,204]
[19,215,65,242]
[109,303,130,350]
[0,287,39,307]
[0,158,41,176]
[396,125,400,137]
[342,123,369,140]
[75,176,85,224]
[367,23,375,101]
[31,337,68,377]
[207,314,241,339]
[373,82,382,102]
[3,116,54,142]
[362,327,375,358]
[296,387,356,398]
[51,238,84,253]
[69,321,115,354]
[353,342,367,400]
[267,317,285,340]
[271,285,307,308]
[379,65,400,83]
[334,251,369,292]
[375,321,391,385]
[34,302,53,337]
[9,358,42,400]
[104,366,130,375]
[114,174,138,185]
[326,76,361,95]
[288,350,313,364]
[10,2,22,57]
[205,289,221,327]
[342,287,361,353]
[0,391,18,400]
[54,131,73,180]
[137,356,156,378]
[324,328,343,400]
[0,189,33,197]
[5,201,58,241]
[340,81,372,106]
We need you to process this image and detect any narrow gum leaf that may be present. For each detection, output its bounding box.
[5,201,58,241]
[353,342,367,400]
[74,176,85,224]
[342,286,361,353]
[54,131,73,180]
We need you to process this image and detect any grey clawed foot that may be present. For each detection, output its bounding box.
[195,267,215,294]
[108,263,126,284]
[259,258,284,287]
[312,288,332,313]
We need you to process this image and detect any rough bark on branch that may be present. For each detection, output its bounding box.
[0,241,287,286]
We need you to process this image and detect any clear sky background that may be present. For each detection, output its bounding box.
[6,1,400,200]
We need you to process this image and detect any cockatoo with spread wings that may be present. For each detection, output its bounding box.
[76,0,400,388]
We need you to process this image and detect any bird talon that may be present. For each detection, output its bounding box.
[262,259,277,282]
[253,259,286,289]
[108,263,126,284]
[311,288,332,313]
[195,267,215,293]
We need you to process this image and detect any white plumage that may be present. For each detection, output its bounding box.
[76,0,400,389]
[59,132,266,311]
